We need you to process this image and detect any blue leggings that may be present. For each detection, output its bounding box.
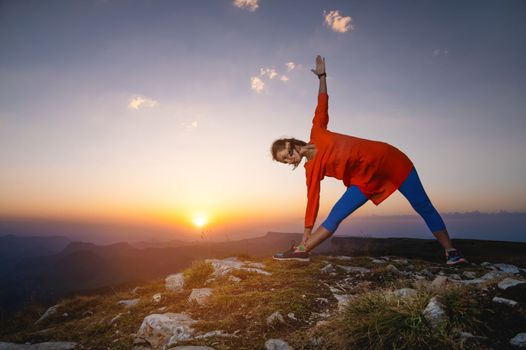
[321,167,446,233]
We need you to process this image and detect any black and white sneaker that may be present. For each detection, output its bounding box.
[273,241,310,262]
[446,249,467,265]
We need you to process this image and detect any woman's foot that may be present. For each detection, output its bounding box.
[446,249,467,265]
[273,241,310,262]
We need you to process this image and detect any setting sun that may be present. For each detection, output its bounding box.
[192,214,208,228]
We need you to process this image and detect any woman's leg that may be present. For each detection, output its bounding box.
[303,185,369,252]
[398,167,453,250]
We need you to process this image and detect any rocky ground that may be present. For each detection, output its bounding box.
[1,254,525,349]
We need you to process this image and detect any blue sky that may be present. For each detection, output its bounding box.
[0,0,525,242]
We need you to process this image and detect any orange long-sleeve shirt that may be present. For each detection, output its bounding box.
[304,93,413,228]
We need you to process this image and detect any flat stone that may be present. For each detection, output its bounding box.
[0,342,78,350]
[510,333,526,348]
[165,273,185,292]
[331,255,352,260]
[265,339,293,350]
[188,288,213,305]
[135,313,196,349]
[370,258,386,264]
[392,288,418,299]
[462,271,477,279]
[431,276,453,290]
[228,275,241,283]
[336,265,371,274]
[205,258,271,277]
[35,305,60,324]
[117,298,140,308]
[498,278,525,290]
[492,297,518,307]
[393,258,408,265]
[494,263,520,274]
[168,347,216,350]
[423,297,447,329]
[266,311,285,325]
[333,294,353,310]
[320,264,335,274]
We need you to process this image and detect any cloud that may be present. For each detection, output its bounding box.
[285,62,296,71]
[233,0,259,12]
[280,75,289,82]
[324,10,353,33]
[250,76,265,93]
[432,48,449,57]
[260,68,278,79]
[128,95,159,110]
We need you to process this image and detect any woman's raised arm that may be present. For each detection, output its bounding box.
[311,55,327,95]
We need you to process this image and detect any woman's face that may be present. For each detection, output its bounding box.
[275,142,301,167]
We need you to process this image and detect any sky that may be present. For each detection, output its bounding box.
[1,0,525,242]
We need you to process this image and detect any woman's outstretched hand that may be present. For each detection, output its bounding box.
[310,55,326,77]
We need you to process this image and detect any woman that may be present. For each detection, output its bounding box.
[271,55,466,265]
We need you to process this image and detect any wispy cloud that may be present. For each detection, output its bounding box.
[285,62,296,71]
[432,48,449,57]
[324,10,353,33]
[280,75,289,82]
[250,76,265,93]
[128,95,159,110]
[260,68,278,79]
[233,0,259,12]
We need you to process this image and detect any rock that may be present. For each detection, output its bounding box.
[494,263,520,274]
[264,339,293,350]
[423,297,447,329]
[420,269,434,279]
[320,264,335,274]
[188,288,213,305]
[168,346,216,350]
[266,311,285,325]
[449,274,461,280]
[370,258,386,264]
[135,313,196,349]
[244,261,266,269]
[393,258,408,265]
[481,262,496,269]
[459,331,488,342]
[287,313,297,321]
[510,333,526,348]
[336,265,371,274]
[82,310,93,317]
[117,298,140,308]
[205,257,271,278]
[386,264,401,275]
[165,273,185,292]
[498,278,525,290]
[152,293,162,303]
[0,342,78,350]
[228,275,241,283]
[110,313,123,325]
[392,288,418,299]
[331,255,352,260]
[492,297,518,307]
[462,271,477,279]
[431,276,452,290]
[35,304,60,324]
[333,294,353,310]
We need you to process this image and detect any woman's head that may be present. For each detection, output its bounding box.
[271,138,307,169]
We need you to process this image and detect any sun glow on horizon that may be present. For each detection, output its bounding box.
[192,213,208,228]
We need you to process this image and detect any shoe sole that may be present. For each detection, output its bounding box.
[447,258,468,266]
[273,256,310,262]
